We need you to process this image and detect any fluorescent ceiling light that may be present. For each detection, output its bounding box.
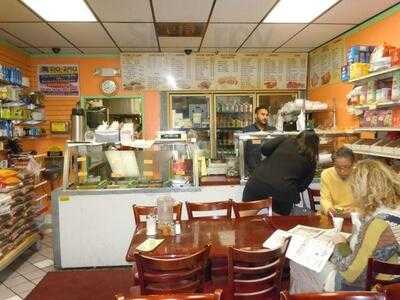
[22,0,96,22]
[263,0,339,23]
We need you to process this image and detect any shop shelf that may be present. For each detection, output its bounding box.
[34,180,47,189]
[348,65,400,84]
[0,232,40,271]
[351,101,400,110]
[350,149,400,160]
[354,127,400,132]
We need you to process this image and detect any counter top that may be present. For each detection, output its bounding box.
[62,186,200,195]
[200,175,240,186]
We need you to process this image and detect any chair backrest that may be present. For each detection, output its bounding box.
[115,288,223,300]
[133,202,183,224]
[376,283,400,300]
[186,201,232,220]
[134,245,211,295]
[228,238,290,299]
[232,198,272,218]
[366,257,400,290]
[307,188,320,212]
[280,290,386,300]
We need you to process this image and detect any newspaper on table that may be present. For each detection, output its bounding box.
[263,225,350,273]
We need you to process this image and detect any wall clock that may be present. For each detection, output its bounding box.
[100,79,118,95]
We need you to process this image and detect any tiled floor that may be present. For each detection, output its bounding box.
[0,231,54,300]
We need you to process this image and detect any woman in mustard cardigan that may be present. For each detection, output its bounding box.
[290,159,400,293]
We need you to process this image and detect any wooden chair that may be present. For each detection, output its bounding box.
[227,237,290,299]
[132,202,183,224]
[366,257,400,290]
[134,245,211,295]
[280,290,386,300]
[376,283,400,300]
[186,201,232,220]
[232,198,272,218]
[306,188,320,212]
[115,288,223,300]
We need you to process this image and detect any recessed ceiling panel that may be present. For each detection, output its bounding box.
[153,0,214,22]
[0,23,72,47]
[39,48,82,54]
[87,0,153,22]
[121,48,160,52]
[284,24,353,48]
[200,48,237,53]
[80,48,120,54]
[0,30,30,47]
[211,0,277,22]
[202,23,257,48]
[0,0,40,22]
[244,23,305,47]
[275,47,312,52]
[316,0,399,24]
[161,48,198,53]
[51,23,114,47]
[104,23,157,47]
[239,47,275,53]
[159,37,202,48]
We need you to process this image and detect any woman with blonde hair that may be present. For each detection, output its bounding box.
[290,159,400,293]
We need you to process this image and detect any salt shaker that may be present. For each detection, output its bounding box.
[175,221,181,235]
[146,214,157,236]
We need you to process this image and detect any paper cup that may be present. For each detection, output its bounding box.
[350,212,360,224]
[333,217,344,232]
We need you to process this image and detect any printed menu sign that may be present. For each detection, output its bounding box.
[38,65,79,96]
[121,52,307,91]
[192,53,214,90]
[239,54,259,90]
[214,54,240,90]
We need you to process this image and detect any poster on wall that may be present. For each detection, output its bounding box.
[192,53,214,90]
[120,53,146,90]
[260,54,286,89]
[285,54,307,89]
[38,65,79,96]
[213,54,240,90]
[239,53,259,90]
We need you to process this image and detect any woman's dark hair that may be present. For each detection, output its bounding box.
[332,146,354,162]
[294,130,320,165]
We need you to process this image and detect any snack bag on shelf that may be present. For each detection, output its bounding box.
[389,48,400,66]
[370,43,396,71]
[392,71,400,101]
[367,80,377,103]
[392,108,400,127]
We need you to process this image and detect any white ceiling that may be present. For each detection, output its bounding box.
[0,0,397,55]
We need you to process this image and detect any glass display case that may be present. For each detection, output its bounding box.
[169,94,211,154]
[62,140,198,190]
[214,94,255,159]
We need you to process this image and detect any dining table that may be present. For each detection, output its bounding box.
[126,214,352,261]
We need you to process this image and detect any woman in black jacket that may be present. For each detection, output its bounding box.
[242,130,319,215]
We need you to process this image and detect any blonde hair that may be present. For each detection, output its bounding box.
[350,159,400,215]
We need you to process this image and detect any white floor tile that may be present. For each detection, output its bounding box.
[22,269,46,281]
[0,270,19,283]
[15,290,30,299]
[27,253,47,264]
[2,276,29,289]
[30,277,44,285]
[10,282,35,294]
[41,266,55,273]
[4,296,21,300]
[0,285,16,300]
[33,260,53,269]
[14,263,39,276]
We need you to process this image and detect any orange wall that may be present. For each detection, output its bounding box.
[308,8,400,129]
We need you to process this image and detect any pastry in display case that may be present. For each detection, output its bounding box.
[62,140,198,190]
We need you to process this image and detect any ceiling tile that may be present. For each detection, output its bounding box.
[211,0,277,23]
[80,48,120,54]
[202,23,257,48]
[244,23,305,47]
[239,47,275,53]
[316,0,399,24]
[39,48,82,54]
[200,48,237,53]
[275,47,312,53]
[153,0,214,22]
[161,47,198,53]
[159,37,201,48]
[0,29,30,47]
[22,48,43,54]
[0,0,40,22]
[87,0,153,22]
[0,23,71,47]
[121,48,160,52]
[284,24,353,48]
[104,23,157,47]
[51,23,114,47]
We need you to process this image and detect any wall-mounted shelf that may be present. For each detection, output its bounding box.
[351,149,400,160]
[348,65,400,84]
[355,127,400,132]
[351,101,400,111]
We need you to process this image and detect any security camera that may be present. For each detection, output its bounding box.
[184,49,192,55]
[52,47,61,54]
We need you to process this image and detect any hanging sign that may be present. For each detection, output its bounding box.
[38,65,79,96]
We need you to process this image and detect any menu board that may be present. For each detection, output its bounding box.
[308,38,346,89]
[38,64,79,96]
[239,54,259,90]
[214,54,240,90]
[192,53,214,90]
[121,52,308,91]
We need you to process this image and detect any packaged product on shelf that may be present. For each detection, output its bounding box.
[370,44,396,72]
[347,45,374,64]
[392,71,400,101]
[377,110,392,127]
[367,81,377,103]
[392,108,400,127]
[350,63,369,80]
[389,48,400,66]
[341,65,349,81]
[376,88,392,102]
[360,111,374,127]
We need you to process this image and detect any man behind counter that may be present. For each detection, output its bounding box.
[243,105,275,174]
